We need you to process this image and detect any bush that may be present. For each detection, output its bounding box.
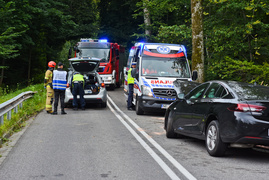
[206,56,269,85]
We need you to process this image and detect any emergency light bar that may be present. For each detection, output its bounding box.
[98,39,108,43]
[80,38,108,43]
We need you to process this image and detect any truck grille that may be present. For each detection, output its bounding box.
[153,88,176,98]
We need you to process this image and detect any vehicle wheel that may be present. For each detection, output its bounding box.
[166,110,177,138]
[135,97,144,115]
[110,84,115,90]
[206,120,227,157]
[116,72,123,88]
[101,101,107,108]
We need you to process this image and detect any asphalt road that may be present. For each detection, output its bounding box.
[0,87,269,180]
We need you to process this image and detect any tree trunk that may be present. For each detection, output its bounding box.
[191,0,204,83]
[143,0,151,41]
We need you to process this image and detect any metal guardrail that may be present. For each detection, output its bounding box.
[0,91,36,125]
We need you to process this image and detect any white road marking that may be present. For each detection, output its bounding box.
[107,102,181,180]
[108,95,197,180]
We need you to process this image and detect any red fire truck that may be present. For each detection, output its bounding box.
[69,38,126,90]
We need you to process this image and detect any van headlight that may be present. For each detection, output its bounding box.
[142,85,153,96]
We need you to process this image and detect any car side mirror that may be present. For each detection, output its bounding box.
[192,70,198,81]
[177,93,185,100]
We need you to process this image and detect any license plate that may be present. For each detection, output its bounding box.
[85,90,92,94]
[161,104,170,109]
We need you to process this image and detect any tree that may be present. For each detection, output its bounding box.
[203,0,269,83]
[191,0,204,83]
[98,0,143,47]
[0,1,26,86]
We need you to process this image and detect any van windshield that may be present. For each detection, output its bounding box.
[141,57,191,78]
[78,48,110,62]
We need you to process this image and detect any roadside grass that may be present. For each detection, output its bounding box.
[0,84,45,142]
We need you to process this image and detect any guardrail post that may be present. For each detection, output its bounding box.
[0,116,3,125]
[7,110,12,120]
[14,106,18,113]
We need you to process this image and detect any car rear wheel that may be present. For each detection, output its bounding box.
[136,97,144,115]
[101,101,107,108]
[206,120,227,157]
[166,110,177,138]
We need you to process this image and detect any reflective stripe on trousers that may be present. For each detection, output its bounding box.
[46,86,54,112]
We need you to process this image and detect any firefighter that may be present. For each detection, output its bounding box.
[127,62,136,110]
[72,72,86,110]
[44,61,56,113]
[51,62,67,115]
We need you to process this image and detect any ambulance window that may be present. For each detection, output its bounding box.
[127,48,136,68]
[135,48,140,62]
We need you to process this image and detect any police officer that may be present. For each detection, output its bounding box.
[72,72,86,110]
[44,61,56,113]
[127,62,136,110]
[51,62,67,115]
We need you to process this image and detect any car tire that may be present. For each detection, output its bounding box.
[116,72,123,88]
[166,110,177,138]
[135,97,144,115]
[101,101,107,108]
[206,120,227,157]
[110,84,115,90]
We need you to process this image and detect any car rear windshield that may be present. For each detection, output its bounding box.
[227,81,269,100]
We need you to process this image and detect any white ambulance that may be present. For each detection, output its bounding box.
[124,43,197,115]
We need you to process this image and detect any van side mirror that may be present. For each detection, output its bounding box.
[74,46,80,53]
[192,70,198,81]
[68,47,72,59]
[115,49,119,56]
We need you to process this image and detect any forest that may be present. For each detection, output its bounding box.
[0,0,268,89]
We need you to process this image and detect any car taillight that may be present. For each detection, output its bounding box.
[101,83,105,88]
[66,83,70,88]
[228,103,266,112]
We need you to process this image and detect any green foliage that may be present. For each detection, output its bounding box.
[134,0,191,42]
[156,25,192,57]
[203,0,269,62]
[207,57,269,85]
[0,84,45,138]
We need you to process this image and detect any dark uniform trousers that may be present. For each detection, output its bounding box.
[127,84,134,109]
[54,89,65,112]
[72,82,85,108]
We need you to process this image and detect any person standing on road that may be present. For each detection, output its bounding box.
[72,72,86,110]
[51,62,67,115]
[44,61,56,113]
[127,62,136,110]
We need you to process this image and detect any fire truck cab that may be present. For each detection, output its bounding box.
[70,38,126,90]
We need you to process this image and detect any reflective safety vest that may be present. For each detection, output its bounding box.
[72,73,84,85]
[72,74,84,82]
[52,70,67,90]
[127,68,134,84]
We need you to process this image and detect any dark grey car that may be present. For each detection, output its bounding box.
[165,80,269,156]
